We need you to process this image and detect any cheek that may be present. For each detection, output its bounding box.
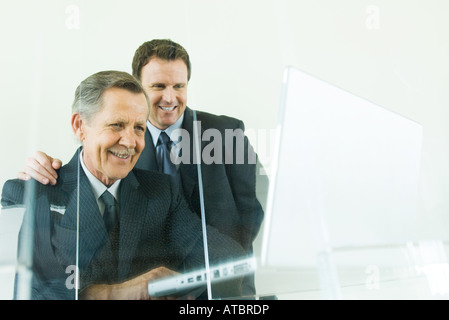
[136,137,146,153]
[99,134,117,149]
[178,92,187,105]
[148,92,161,107]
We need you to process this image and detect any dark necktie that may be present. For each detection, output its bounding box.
[100,190,117,234]
[156,131,177,177]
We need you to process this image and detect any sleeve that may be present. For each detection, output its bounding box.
[167,180,248,299]
[167,176,247,268]
[224,120,265,250]
[1,179,26,207]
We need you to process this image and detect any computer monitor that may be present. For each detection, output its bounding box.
[260,66,423,268]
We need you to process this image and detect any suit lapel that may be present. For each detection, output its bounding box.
[117,170,147,279]
[54,148,110,269]
[180,107,208,204]
[135,129,158,172]
[136,110,205,202]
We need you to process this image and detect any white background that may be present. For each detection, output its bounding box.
[1,0,449,288]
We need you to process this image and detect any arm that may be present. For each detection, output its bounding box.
[1,179,26,207]
[80,267,181,300]
[17,151,62,185]
[167,176,248,299]
[225,121,265,249]
[224,121,266,297]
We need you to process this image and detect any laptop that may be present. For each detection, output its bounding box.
[147,256,256,298]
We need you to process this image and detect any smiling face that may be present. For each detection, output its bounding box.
[140,57,188,130]
[74,87,149,186]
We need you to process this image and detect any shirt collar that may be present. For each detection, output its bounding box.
[79,150,121,202]
[146,112,185,147]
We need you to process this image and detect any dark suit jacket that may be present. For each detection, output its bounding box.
[136,107,265,294]
[1,148,246,300]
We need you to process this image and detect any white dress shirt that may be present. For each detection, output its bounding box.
[79,150,121,217]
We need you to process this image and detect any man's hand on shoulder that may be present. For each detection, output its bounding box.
[17,151,62,186]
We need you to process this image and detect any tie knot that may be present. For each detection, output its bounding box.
[158,131,171,146]
[100,190,115,207]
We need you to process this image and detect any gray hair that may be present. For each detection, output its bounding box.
[72,70,149,123]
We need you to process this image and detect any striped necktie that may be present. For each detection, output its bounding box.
[100,190,117,234]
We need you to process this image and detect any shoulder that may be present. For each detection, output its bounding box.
[131,168,172,193]
[191,108,244,131]
[2,164,72,208]
[1,178,51,207]
[1,179,26,207]
[132,167,171,182]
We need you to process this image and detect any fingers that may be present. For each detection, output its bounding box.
[145,266,179,282]
[51,158,63,170]
[146,267,181,300]
[17,171,31,182]
[18,160,52,185]
[19,151,61,185]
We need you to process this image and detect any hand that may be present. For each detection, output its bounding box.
[80,267,182,300]
[17,151,62,185]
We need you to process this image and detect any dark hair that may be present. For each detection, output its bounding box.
[72,70,149,123]
[132,39,191,81]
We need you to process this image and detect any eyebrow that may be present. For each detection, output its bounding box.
[149,81,186,86]
[109,117,127,123]
[106,118,147,127]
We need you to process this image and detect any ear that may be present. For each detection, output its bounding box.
[71,113,85,141]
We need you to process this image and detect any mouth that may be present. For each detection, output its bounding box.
[109,149,135,160]
[159,106,177,112]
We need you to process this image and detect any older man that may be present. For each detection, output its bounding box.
[17,39,265,296]
[2,70,246,300]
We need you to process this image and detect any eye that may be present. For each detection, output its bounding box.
[174,84,185,89]
[152,83,165,89]
[110,123,123,130]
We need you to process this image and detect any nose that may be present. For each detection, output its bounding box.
[162,87,176,105]
[119,127,137,149]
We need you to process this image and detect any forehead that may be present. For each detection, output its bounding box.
[141,57,188,83]
[97,87,148,120]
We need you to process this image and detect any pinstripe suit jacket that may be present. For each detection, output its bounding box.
[137,107,264,255]
[136,107,265,295]
[1,148,246,299]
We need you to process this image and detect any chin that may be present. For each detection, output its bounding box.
[109,168,132,180]
[166,113,181,125]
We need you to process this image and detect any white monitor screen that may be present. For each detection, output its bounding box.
[261,67,423,267]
